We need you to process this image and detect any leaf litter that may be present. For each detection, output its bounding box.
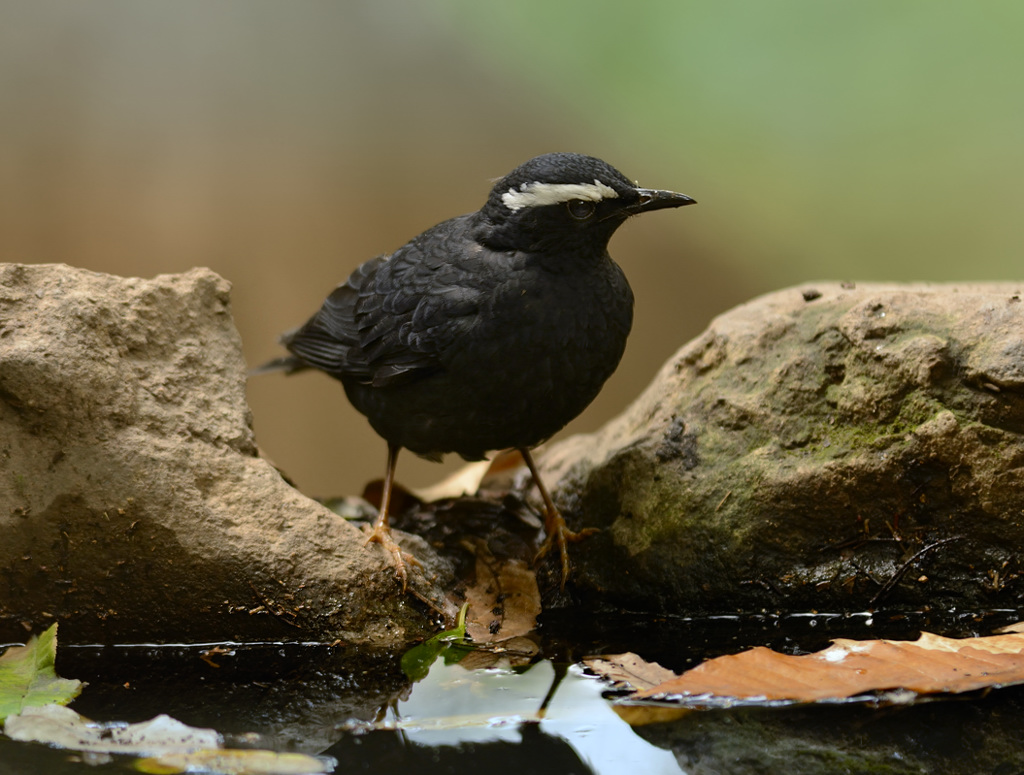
[400,539,541,681]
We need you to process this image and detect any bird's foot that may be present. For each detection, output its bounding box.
[534,510,599,590]
[363,523,421,592]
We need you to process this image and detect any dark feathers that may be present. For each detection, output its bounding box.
[269,152,693,461]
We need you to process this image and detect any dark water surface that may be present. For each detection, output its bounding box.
[3,609,1024,775]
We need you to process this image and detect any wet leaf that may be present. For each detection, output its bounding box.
[136,749,335,775]
[0,623,82,723]
[4,705,220,754]
[400,603,471,682]
[582,652,678,693]
[583,655,692,725]
[607,625,1024,706]
[6,701,333,774]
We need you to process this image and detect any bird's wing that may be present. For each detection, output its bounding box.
[285,218,485,387]
[280,256,384,380]
[356,227,486,387]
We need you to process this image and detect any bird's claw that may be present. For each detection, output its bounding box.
[363,523,421,592]
[535,512,599,590]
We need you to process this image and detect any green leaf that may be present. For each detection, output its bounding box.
[400,603,470,682]
[0,623,83,723]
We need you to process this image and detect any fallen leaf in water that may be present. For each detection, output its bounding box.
[3,705,220,754]
[582,653,691,726]
[137,748,334,775]
[0,624,82,723]
[590,626,1024,707]
[582,653,678,693]
[8,704,335,774]
[400,604,471,682]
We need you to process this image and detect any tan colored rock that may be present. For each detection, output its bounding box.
[0,264,438,645]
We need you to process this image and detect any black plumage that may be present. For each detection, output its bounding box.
[266,153,695,588]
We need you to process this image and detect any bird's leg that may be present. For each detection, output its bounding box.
[522,447,598,589]
[363,443,420,591]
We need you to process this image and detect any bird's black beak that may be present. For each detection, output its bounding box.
[629,188,697,213]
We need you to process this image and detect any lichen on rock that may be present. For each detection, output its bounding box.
[539,283,1024,613]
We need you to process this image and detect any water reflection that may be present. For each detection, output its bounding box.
[386,659,683,774]
[541,665,684,775]
[393,660,555,746]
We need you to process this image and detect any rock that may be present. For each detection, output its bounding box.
[539,282,1024,613]
[0,264,440,646]
[6,269,1019,639]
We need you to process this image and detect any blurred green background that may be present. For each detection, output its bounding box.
[2,1,1022,497]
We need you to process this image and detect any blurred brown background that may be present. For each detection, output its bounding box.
[3,2,1022,497]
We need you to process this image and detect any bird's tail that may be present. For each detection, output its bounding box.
[248,354,311,377]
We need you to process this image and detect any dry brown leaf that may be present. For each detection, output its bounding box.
[635,627,1024,704]
[583,653,678,693]
[465,542,540,644]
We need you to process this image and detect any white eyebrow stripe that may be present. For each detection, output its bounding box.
[501,179,619,211]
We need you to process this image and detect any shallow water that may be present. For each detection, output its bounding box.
[3,609,1023,774]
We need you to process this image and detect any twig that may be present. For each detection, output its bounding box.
[821,536,902,553]
[868,536,963,608]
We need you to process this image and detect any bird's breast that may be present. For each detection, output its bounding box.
[347,252,634,460]
[443,257,632,424]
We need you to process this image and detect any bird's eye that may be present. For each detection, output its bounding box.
[566,199,595,220]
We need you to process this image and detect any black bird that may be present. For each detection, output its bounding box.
[263,153,695,589]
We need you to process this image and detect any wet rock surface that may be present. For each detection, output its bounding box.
[0,264,442,645]
[539,282,1024,613]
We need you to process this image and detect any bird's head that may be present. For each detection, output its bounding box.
[478,152,695,254]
